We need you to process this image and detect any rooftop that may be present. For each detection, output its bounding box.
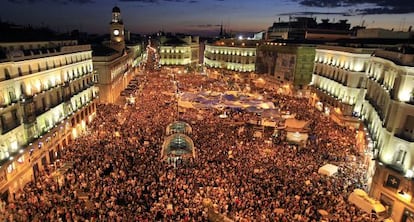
[91,44,119,56]
[374,47,414,66]
[212,39,259,47]
[162,37,188,46]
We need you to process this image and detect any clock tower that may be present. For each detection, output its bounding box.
[110,6,125,52]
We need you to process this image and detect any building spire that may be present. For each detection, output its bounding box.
[219,21,223,37]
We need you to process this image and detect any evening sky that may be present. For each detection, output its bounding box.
[1,0,414,36]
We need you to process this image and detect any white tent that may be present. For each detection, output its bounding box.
[178,100,194,109]
[286,131,308,144]
[318,164,339,176]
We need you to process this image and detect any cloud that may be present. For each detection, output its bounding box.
[8,0,94,3]
[189,24,221,28]
[118,0,198,3]
[278,11,352,16]
[295,0,414,15]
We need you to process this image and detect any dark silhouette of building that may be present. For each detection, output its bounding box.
[266,17,353,41]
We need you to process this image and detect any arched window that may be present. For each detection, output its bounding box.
[4,68,10,79]
[394,144,408,166]
[17,67,22,76]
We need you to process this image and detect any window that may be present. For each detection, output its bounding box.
[7,163,14,173]
[402,209,414,222]
[18,67,22,76]
[394,149,407,165]
[379,194,393,217]
[4,68,10,79]
[8,89,17,102]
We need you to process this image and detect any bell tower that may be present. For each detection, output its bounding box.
[110,6,125,52]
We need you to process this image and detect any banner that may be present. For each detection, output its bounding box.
[385,174,400,189]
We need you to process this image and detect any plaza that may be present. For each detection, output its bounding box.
[1,5,413,221]
[1,67,374,221]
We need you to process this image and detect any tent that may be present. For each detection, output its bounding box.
[178,100,194,109]
[261,119,277,127]
[262,109,281,118]
[258,102,275,109]
[286,131,308,144]
[246,106,263,113]
[223,94,237,101]
[318,164,339,176]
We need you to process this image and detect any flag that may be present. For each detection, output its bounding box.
[385,174,400,189]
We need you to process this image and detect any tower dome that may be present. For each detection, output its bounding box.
[112,6,120,13]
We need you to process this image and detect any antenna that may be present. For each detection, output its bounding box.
[401,17,406,31]
[359,15,365,26]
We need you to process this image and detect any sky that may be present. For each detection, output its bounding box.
[1,0,414,36]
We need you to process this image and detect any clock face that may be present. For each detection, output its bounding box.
[113,29,120,36]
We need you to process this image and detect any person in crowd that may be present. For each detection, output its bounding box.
[3,68,372,221]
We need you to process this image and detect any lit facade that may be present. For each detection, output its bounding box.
[92,51,133,104]
[92,6,136,104]
[0,40,98,199]
[311,45,373,118]
[204,40,257,72]
[365,50,414,222]
[310,44,414,221]
[109,6,125,53]
[159,35,199,66]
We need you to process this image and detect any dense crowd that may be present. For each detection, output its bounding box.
[1,68,373,221]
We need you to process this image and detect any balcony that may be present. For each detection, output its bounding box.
[20,94,34,103]
[1,119,21,135]
[21,99,36,124]
[0,100,19,110]
[23,114,36,124]
[35,107,48,116]
[63,94,72,102]
[394,129,414,143]
[50,98,64,108]
[365,96,385,121]
[406,95,414,105]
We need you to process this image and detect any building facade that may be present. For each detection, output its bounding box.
[158,35,199,66]
[365,49,414,222]
[0,40,98,200]
[109,6,125,53]
[92,49,133,104]
[310,45,373,119]
[93,6,136,104]
[310,44,414,221]
[204,39,257,72]
[266,17,352,41]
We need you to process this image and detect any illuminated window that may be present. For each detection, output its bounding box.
[394,148,407,165]
[7,163,14,173]
[17,156,24,163]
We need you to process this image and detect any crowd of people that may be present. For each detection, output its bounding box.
[1,68,374,221]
